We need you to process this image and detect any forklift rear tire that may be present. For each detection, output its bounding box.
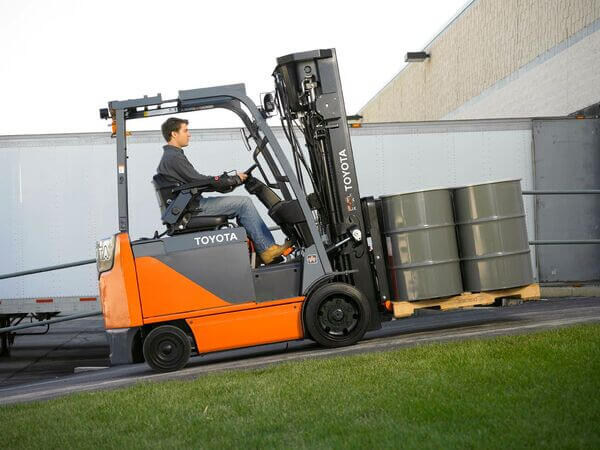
[304,283,371,348]
[143,325,191,372]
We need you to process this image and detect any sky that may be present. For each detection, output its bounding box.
[0,0,468,136]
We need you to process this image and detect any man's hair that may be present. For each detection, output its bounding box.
[161,117,189,142]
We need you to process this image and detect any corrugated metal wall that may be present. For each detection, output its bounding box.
[533,118,600,282]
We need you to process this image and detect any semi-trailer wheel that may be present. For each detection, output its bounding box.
[143,325,191,372]
[304,283,371,348]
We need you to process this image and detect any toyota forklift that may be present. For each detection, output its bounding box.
[97,49,392,371]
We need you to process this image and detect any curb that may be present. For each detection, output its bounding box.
[541,286,600,298]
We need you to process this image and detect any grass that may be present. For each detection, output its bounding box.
[2,324,600,449]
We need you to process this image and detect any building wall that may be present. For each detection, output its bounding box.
[360,0,600,122]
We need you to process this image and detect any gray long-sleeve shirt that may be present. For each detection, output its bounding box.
[156,144,242,194]
[157,145,216,185]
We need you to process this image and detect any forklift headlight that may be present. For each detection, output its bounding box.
[96,236,116,274]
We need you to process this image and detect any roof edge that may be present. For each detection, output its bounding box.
[357,0,478,116]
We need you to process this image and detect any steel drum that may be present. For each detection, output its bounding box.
[380,188,463,301]
[453,179,533,291]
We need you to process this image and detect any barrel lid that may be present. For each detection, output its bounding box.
[379,186,453,199]
[453,178,522,189]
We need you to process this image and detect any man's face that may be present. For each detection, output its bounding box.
[171,123,191,148]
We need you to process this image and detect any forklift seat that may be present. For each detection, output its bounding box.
[186,215,230,229]
[152,174,232,234]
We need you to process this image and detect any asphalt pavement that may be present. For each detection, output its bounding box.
[1,297,599,406]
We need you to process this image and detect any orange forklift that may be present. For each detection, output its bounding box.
[96,49,392,371]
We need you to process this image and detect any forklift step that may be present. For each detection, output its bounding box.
[391,283,541,319]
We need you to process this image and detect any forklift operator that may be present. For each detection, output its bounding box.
[156,117,291,264]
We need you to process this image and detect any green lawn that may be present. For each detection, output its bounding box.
[2,324,600,449]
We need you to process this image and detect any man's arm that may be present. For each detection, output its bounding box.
[172,153,243,191]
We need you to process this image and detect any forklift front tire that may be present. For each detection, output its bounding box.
[304,283,371,348]
[143,325,191,372]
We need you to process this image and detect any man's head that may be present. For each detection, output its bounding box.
[162,117,190,148]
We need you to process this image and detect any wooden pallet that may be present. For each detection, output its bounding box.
[392,283,541,319]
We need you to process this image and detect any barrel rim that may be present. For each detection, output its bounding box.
[379,186,453,198]
[466,281,533,292]
[453,178,522,190]
[388,257,461,270]
[455,213,526,225]
[460,248,531,261]
[383,221,456,234]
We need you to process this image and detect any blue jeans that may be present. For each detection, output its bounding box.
[197,196,275,252]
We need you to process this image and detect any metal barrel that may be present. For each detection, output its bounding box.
[379,189,463,301]
[453,179,533,291]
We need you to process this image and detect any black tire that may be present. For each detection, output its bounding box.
[142,325,191,372]
[304,283,371,348]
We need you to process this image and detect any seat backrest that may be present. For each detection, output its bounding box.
[152,174,233,235]
[152,174,180,215]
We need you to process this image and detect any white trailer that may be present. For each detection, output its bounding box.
[1,117,598,322]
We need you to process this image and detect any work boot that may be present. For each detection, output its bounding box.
[260,240,292,265]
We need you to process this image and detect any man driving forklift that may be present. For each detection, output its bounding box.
[156,117,291,264]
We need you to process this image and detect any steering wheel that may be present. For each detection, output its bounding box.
[245,164,258,177]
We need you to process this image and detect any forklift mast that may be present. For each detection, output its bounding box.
[273,49,384,326]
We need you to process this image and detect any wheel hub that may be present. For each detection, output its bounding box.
[160,343,173,355]
[318,296,359,336]
[330,308,344,321]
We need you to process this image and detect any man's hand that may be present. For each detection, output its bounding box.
[237,171,248,183]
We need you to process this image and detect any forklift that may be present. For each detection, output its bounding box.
[97,49,392,371]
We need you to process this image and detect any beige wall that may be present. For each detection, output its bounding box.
[360,0,600,122]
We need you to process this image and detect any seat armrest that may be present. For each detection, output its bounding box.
[171,180,211,194]
[161,191,194,225]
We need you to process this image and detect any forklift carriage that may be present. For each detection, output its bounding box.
[97,49,392,371]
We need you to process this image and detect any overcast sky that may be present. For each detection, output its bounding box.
[0,0,467,136]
